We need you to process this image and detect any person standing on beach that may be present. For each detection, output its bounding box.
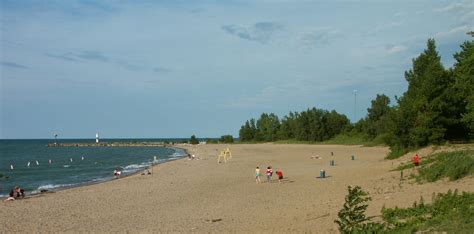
[412,153,420,167]
[255,167,261,184]
[266,166,273,183]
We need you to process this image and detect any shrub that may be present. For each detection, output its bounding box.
[335,186,378,233]
[219,135,234,143]
[416,151,474,182]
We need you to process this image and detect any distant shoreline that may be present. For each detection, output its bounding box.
[1,145,189,198]
[47,141,172,147]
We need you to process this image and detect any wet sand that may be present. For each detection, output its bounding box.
[1,144,473,232]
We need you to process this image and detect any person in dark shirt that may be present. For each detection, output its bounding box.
[4,186,25,201]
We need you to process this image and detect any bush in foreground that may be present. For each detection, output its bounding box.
[335,186,474,233]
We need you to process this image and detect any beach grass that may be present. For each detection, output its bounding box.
[380,189,474,233]
[273,133,385,146]
[394,150,474,182]
[416,150,474,182]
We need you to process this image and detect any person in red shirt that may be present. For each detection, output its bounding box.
[276,169,283,184]
[412,153,420,167]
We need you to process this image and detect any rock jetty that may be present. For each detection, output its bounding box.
[47,142,168,147]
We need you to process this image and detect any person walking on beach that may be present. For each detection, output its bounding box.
[255,166,261,184]
[266,166,273,183]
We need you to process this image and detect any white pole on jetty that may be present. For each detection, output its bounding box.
[96,133,99,143]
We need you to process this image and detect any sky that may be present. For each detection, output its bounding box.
[1,0,473,139]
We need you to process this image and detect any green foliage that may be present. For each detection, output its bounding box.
[239,108,350,143]
[335,186,377,233]
[189,135,199,145]
[416,150,474,182]
[385,147,408,159]
[219,135,234,143]
[381,189,474,232]
[346,37,474,156]
[321,132,369,145]
[453,33,474,135]
[206,139,218,144]
[335,186,474,233]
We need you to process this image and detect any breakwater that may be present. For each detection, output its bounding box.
[47,142,169,147]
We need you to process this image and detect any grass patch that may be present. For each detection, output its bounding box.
[380,189,474,233]
[321,133,368,145]
[416,150,474,182]
[394,156,437,171]
[386,147,409,159]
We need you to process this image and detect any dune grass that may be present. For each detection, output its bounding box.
[416,150,474,182]
[380,189,474,233]
[394,150,474,183]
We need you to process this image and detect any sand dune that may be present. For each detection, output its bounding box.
[2,144,473,232]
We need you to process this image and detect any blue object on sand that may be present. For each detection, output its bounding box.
[320,169,326,178]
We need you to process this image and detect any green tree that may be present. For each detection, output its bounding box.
[335,186,374,233]
[189,135,199,145]
[387,39,451,149]
[219,135,234,143]
[452,32,474,135]
[365,94,392,139]
[256,113,280,142]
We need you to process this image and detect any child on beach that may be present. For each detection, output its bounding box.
[255,167,261,184]
[266,166,273,183]
[276,169,283,184]
[412,153,420,167]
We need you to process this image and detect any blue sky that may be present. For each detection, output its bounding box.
[1,0,473,139]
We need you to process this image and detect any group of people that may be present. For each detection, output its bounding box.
[187,153,200,160]
[4,186,25,202]
[113,169,122,179]
[255,166,283,184]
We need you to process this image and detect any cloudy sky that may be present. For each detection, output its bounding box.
[1,0,473,139]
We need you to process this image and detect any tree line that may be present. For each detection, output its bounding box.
[239,34,473,157]
[239,108,351,142]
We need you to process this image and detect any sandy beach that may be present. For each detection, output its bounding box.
[1,143,473,233]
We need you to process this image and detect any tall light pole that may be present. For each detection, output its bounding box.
[353,89,358,123]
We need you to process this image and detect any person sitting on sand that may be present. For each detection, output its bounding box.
[4,186,25,201]
[142,169,151,175]
[255,166,261,184]
[276,169,284,184]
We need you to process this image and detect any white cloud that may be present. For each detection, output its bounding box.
[434,2,472,13]
[435,25,473,38]
[386,45,407,55]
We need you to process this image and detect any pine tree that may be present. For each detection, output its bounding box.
[335,186,373,233]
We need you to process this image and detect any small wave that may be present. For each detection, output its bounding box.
[122,163,149,173]
[63,165,71,168]
[32,183,77,194]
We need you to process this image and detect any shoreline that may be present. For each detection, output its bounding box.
[2,143,472,232]
[1,146,189,199]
